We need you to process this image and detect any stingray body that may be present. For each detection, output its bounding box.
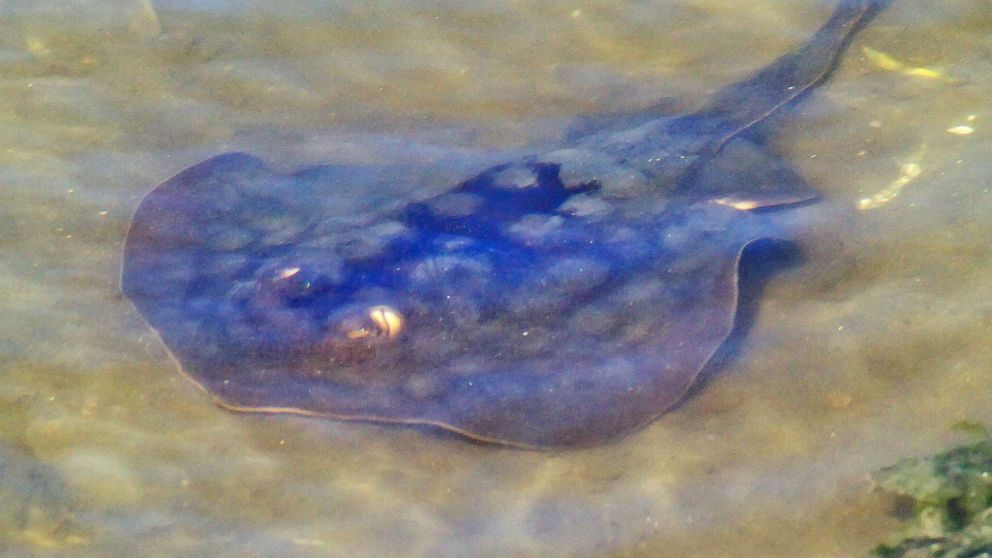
[123,0,889,449]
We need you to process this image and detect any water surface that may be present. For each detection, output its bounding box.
[2,0,991,556]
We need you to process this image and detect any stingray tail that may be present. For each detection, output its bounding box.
[691,0,891,146]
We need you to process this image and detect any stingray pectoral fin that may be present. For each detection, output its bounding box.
[418,224,753,449]
[691,137,819,210]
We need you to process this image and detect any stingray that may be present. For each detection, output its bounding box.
[122,0,890,449]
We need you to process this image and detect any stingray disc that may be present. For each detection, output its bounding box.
[122,153,762,448]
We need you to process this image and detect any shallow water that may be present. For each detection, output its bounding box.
[2,0,991,555]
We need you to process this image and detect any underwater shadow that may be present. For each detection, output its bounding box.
[681,237,805,405]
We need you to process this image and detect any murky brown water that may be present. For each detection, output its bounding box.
[2,0,990,556]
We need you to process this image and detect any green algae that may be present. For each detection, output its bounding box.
[872,427,992,557]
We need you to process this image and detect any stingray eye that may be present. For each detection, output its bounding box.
[254,260,346,307]
[368,306,403,338]
[256,265,316,303]
[343,305,404,340]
